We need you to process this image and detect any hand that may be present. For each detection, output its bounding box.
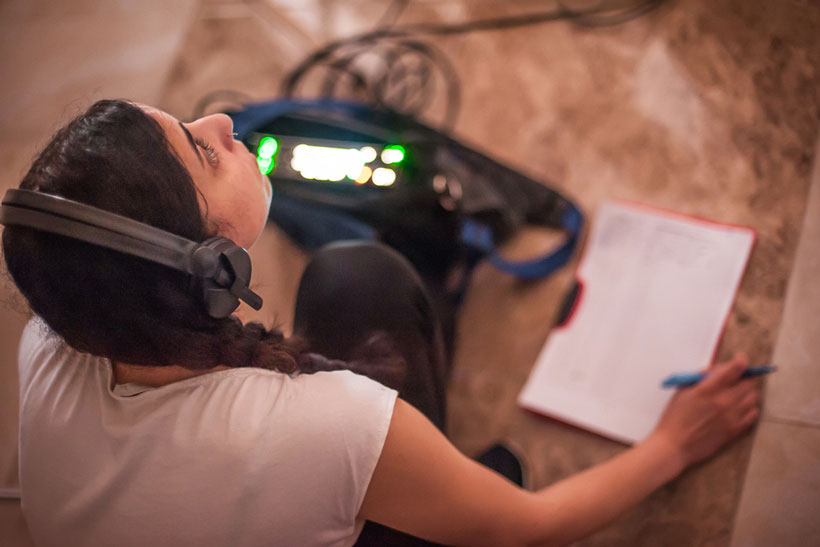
[649,352,761,469]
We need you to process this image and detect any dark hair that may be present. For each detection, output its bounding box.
[1,99,314,373]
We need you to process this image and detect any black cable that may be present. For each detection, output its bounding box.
[194,1,668,127]
[384,0,666,35]
[279,0,667,128]
[558,0,667,27]
[287,35,461,128]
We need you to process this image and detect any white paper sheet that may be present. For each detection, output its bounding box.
[518,201,756,444]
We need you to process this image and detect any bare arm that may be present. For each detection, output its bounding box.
[358,353,760,547]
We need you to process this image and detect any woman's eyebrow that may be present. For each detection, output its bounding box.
[177,122,204,166]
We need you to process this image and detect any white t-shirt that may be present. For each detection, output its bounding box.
[17,317,397,547]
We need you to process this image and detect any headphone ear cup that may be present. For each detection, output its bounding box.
[0,189,263,320]
[196,237,261,319]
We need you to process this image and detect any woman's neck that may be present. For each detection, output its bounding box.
[112,361,230,387]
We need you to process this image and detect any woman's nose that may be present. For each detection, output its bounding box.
[192,113,235,149]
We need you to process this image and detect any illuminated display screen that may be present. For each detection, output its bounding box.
[250,133,405,187]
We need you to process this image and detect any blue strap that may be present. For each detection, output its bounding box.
[231,98,382,139]
[462,205,583,280]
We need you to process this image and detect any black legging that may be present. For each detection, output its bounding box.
[293,241,450,546]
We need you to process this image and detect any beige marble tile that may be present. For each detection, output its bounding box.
[731,419,820,547]
[0,499,34,547]
[764,138,820,427]
[0,137,44,194]
[0,0,189,18]
[0,1,198,139]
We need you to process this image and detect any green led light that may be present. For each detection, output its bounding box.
[381,145,405,165]
[257,156,274,176]
[258,136,278,159]
[256,136,278,175]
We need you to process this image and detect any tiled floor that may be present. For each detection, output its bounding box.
[1,1,818,545]
[731,138,820,547]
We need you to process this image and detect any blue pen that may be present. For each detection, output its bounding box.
[661,365,777,389]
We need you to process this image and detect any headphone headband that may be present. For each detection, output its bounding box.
[1,189,198,272]
[0,189,263,318]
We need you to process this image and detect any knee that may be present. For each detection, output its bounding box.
[301,241,424,297]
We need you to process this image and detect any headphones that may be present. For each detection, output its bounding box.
[0,189,263,319]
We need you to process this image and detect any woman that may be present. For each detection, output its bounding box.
[3,99,761,547]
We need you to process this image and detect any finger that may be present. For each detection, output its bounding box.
[732,388,760,414]
[700,357,747,392]
[726,379,761,406]
[736,405,760,433]
[708,351,748,370]
[725,388,760,429]
[742,389,760,410]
